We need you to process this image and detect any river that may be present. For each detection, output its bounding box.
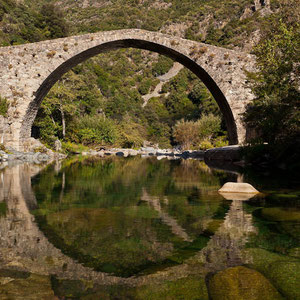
[0,156,299,299]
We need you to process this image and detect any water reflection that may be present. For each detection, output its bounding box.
[0,157,299,299]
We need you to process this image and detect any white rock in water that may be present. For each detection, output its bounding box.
[218,182,259,194]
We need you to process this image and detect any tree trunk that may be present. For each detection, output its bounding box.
[60,103,66,139]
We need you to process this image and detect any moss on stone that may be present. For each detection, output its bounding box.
[259,207,300,222]
[204,219,223,235]
[268,261,300,300]
[208,266,282,300]
[242,248,292,274]
[0,274,54,300]
[135,276,209,300]
[288,248,300,259]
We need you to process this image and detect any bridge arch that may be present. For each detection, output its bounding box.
[0,29,256,150]
[21,38,238,144]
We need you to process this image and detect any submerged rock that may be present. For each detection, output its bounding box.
[242,248,292,274]
[0,274,55,299]
[219,182,259,194]
[136,276,208,300]
[208,266,282,300]
[268,261,300,300]
[259,207,300,222]
[288,248,300,259]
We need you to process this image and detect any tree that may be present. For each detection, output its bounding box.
[244,17,300,145]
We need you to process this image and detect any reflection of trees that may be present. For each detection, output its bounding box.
[0,159,258,286]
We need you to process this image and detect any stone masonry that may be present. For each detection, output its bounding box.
[0,29,256,151]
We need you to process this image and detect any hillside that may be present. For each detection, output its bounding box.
[0,0,296,151]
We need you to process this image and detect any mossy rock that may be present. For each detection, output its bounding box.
[259,207,300,222]
[278,221,300,240]
[135,276,209,300]
[242,248,292,274]
[208,266,282,300]
[51,277,94,298]
[204,219,223,235]
[268,261,300,300]
[0,274,54,300]
[288,248,300,259]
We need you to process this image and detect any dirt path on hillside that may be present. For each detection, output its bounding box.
[142,62,184,107]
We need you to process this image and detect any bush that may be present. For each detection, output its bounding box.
[199,140,214,150]
[138,79,152,95]
[78,115,118,145]
[197,114,221,141]
[173,119,199,150]
[62,141,89,154]
[0,96,8,116]
[152,56,173,77]
[214,136,229,147]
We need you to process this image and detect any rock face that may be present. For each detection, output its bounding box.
[0,29,256,151]
[218,182,259,194]
[208,266,282,300]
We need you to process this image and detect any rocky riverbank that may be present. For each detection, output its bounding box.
[81,147,205,160]
[0,144,246,166]
[0,149,66,166]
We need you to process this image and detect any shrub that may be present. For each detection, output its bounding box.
[62,141,89,154]
[152,56,173,77]
[78,115,118,145]
[0,96,8,116]
[199,140,214,150]
[173,119,199,150]
[33,146,48,153]
[138,79,152,95]
[214,136,229,147]
[197,114,221,141]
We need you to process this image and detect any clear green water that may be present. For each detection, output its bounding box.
[0,156,299,299]
[32,157,230,277]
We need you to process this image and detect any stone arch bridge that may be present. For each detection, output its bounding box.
[0,29,256,151]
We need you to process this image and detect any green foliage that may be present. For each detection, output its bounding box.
[197,113,222,141]
[33,146,47,153]
[199,140,214,150]
[173,119,199,150]
[243,15,300,168]
[62,141,89,154]
[78,115,118,145]
[0,96,8,116]
[0,0,69,45]
[138,78,152,95]
[152,56,173,77]
[172,114,223,150]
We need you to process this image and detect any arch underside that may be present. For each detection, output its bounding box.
[21,39,238,145]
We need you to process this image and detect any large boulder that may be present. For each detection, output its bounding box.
[0,274,55,300]
[268,261,300,300]
[258,207,300,222]
[219,182,259,194]
[208,266,282,300]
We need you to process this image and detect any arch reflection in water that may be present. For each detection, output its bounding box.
[0,157,258,280]
[1,158,299,299]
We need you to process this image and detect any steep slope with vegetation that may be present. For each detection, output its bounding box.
[1,0,298,154]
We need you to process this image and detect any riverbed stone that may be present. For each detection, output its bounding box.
[218,182,259,194]
[242,248,292,274]
[135,276,208,300]
[0,274,55,299]
[208,266,282,300]
[268,260,300,300]
[259,207,300,222]
[288,248,300,258]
